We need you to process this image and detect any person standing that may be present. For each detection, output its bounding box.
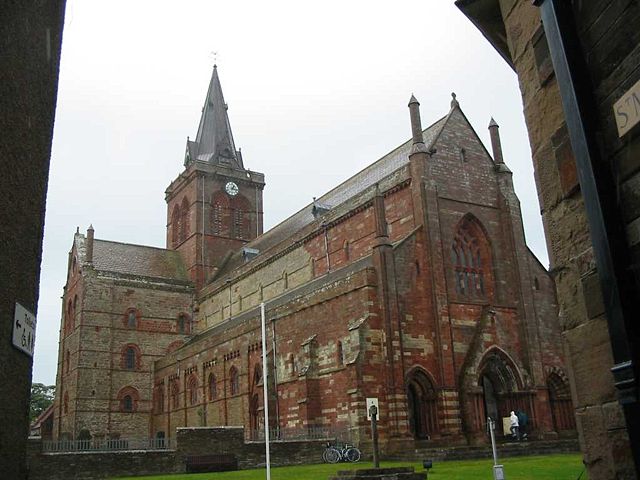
[516,410,528,439]
[509,411,520,440]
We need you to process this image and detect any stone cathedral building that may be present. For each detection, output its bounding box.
[53,66,575,451]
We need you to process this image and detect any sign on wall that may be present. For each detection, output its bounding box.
[614,78,640,137]
[12,302,36,357]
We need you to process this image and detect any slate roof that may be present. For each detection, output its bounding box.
[212,114,447,280]
[185,65,243,169]
[91,239,190,282]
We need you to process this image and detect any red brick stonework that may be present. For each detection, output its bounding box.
[53,68,573,454]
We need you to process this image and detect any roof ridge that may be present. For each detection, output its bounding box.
[94,238,175,253]
[245,115,447,244]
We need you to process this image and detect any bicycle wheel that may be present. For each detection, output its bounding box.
[345,447,361,462]
[325,447,341,464]
[322,448,329,463]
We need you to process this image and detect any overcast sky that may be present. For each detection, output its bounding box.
[33,0,549,385]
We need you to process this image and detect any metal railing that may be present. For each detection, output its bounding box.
[248,425,350,442]
[42,437,172,452]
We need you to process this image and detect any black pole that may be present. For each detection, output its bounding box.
[535,0,640,474]
[369,405,380,468]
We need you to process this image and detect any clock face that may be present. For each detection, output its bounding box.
[225,181,239,196]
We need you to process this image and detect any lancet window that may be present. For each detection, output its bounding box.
[451,217,489,297]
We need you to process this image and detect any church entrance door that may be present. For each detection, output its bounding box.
[406,370,438,440]
[477,350,523,435]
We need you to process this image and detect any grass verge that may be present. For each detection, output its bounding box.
[111,453,586,480]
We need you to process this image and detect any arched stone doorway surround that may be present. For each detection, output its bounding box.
[405,367,439,440]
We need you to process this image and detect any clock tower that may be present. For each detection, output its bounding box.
[165,65,264,289]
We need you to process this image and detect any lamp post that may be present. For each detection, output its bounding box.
[487,417,505,480]
[260,302,270,480]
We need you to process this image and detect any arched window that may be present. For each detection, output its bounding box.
[125,308,137,329]
[208,373,217,401]
[65,349,70,374]
[73,295,78,324]
[155,384,165,414]
[117,386,139,413]
[171,380,180,409]
[121,344,140,370]
[177,313,190,334]
[451,216,491,297]
[289,353,296,375]
[253,365,262,387]
[211,202,223,234]
[125,346,136,370]
[336,341,344,366]
[233,208,244,239]
[66,299,73,333]
[123,395,133,412]
[229,366,240,396]
[171,204,181,247]
[180,197,189,243]
[187,375,198,406]
[63,392,69,414]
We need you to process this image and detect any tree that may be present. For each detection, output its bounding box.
[30,383,55,422]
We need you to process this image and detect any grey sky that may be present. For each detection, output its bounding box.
[34,0,548,385]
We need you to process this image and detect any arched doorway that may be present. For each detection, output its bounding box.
[477,349,523,434]
[548,372,576,432]
[406,369,438,439]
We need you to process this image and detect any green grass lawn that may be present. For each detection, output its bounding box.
[111,454,586,480]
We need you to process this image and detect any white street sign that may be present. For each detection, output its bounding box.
[366,397,380,420]
[13,302,36,357]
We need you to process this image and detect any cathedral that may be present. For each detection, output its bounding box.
[52,66,575,451]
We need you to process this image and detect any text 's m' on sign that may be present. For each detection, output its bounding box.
[614,78,640,138]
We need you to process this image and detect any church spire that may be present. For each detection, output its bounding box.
[185,65,243,169]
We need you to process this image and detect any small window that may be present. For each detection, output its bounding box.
[126,309,137,329]
[459,147,467,163]
[65,350,70,374]
[118,386,139,413]
[172,205,181,247]
[125,347,136,370]
[171,381,180,409]
[187,375,198,406]
[63,392,69,414]
[337,341,344,366]
[155,385,165,414]
[534,277,540,291]
[254,365,262,386]
[533,25,554,86]
[177,313,189,334]
[230,366,240,396]
[208,373,217,401]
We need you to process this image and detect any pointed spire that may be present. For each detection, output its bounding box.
[450,92,459,109]
[408,94,427,154]
[186,66,243,168]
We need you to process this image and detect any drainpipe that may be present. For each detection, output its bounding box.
[534,0,640,473]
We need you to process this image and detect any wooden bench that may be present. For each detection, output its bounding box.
[184,454,238,473]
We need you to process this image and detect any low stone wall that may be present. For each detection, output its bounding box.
[27,446,181,480]
[27,427,332,479]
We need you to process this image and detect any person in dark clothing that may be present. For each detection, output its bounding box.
[516,410,529,439]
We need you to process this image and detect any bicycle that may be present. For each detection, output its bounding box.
[322,442,361,463]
